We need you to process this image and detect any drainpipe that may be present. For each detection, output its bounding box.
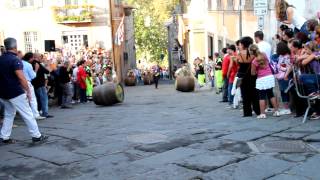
[239,0,243,38]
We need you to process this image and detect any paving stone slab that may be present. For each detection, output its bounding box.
[267,174,310,180]
[204,155,294,180]
[13,145,91,165]
[303,132,320,142]
[135,132,225,153]
[175,151,247,173]
[0,157,77,180]
[274,154,309,163]
[73,141,131,157]
[271,132,311,140]
[133,147,207,167]
[220,130,272,141]
[308,142,320,152]
[286,155,320,179]
[0,152,24,166]
[127,164,202,180]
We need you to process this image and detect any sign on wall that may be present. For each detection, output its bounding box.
[254,0,268,16]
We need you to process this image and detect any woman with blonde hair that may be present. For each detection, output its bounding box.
[250,44,280,119]
[275,0,308,35]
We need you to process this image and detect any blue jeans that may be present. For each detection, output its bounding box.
[295,22,310,36]
[222,78,229,101]
[211,77,215,88]
[35,86,48,117]
[299,74,320,94]
[278,79,289,103]
[228,83,234,105]
[79,88,87,103]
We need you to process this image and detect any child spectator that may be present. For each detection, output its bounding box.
[250,44,280,118]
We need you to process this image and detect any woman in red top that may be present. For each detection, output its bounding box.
[77,60,87,103]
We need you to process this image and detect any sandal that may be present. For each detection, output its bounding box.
[1,139,16,144]
[273,111,280,117]
[257,114,267,119]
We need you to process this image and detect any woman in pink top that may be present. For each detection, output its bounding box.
[249,44,280,119]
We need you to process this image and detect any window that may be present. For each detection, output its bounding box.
[208,0,212,10]
[217,0,223,10]
[20,0,34,7]
[24,32,39,53]
[244,0,253,10]
[227,0,234,10]
[65,0,79,5]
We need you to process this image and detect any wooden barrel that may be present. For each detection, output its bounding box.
[125,77,136,86]
[93,82,124,106]
[143,73,154,85]
[175,76,195,92]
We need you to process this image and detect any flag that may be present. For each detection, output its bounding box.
[177,15,186,46]
[114,16,125,46]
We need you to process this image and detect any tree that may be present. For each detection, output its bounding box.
[124,0,178,64]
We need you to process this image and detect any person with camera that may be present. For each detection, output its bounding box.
[32,53,53,118]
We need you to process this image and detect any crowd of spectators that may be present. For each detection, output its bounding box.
[206,0,320,120]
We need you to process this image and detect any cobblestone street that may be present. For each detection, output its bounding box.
[1,83,320,180]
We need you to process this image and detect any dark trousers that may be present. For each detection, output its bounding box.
[222,78,229,101]
[290,88,307,116]
[79,88,87,103]
[154,76,159,88]
[73,82,79,101]
[240,76,260,116]
[56,85,63,106]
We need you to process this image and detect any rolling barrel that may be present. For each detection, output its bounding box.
[93,83,124,106]
[143,73,154,85]
[175,76,195,92]
[125,77,136,86]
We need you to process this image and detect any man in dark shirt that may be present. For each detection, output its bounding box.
[59,60,73,108]
[0,38,47,144]
[32,53,53,118]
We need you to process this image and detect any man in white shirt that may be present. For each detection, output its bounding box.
[254,31,272,62]
[22,52,46,120]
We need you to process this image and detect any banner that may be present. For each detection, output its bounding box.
[114,16,125,46]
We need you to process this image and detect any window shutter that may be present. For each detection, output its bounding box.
[35,0,43,8]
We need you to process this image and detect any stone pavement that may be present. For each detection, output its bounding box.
[1,82,320,180]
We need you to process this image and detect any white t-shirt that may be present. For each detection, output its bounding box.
[257,41,272,62]
[72,67,78,82]
[291,8,306,30]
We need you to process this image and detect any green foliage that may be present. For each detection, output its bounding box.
[124,0,178,64]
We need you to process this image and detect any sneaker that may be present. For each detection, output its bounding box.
[60,105,72,109]
[1,138,16,144]
[45,115,54,118]
[273,111,281,117]
[310,113,320,120]
[36,116,46,120]
[257,114,267,119]
[32,135,49,144]
[279,109,291,115]
[265,108,274,113]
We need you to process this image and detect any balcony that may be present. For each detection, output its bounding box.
[52,5,95,24]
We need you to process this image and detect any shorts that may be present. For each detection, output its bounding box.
[258,88,275,100]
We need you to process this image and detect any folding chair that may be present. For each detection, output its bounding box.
[292,60,320,123]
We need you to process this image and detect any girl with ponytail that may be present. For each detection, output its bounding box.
[250,44,280,119]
